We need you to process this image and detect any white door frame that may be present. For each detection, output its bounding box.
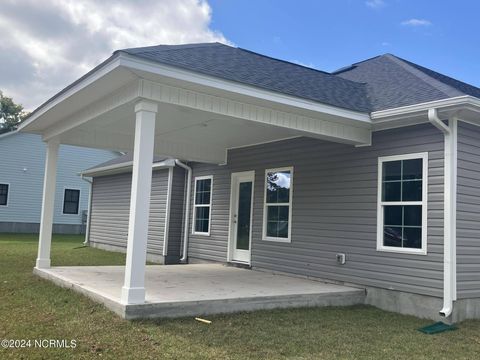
[227,170,255,264]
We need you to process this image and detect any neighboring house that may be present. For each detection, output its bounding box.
[0,131,118,233]
[20,43,480,321]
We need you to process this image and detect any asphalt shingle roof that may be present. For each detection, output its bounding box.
[118,43,372,113]
[118,43,480,113]
[334,53,480,111]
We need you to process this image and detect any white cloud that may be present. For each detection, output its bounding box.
[365,0,385,9]
[401,18,432,27]
[0,0,228,110]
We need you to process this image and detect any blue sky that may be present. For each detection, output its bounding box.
[209,0,480,86]
[1,0,479,110]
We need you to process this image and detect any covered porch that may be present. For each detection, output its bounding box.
[19,47,372,316]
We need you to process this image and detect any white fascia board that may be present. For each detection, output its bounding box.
[117,53,371,124]
[81,159,175,177]
[18,55,122,132]
[371,96,480,121]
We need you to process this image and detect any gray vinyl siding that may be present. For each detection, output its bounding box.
[89,167,185,259]
[456,121,480,299]
[167,167,186,258]
[0,132,117,227]
[188,124,445,297]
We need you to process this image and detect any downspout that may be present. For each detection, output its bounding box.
[428,108,457,318]
[81,174,93,245]
[162,166,174,260]
[175,160,192,263]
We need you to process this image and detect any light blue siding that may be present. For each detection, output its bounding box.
[0,132,118,228]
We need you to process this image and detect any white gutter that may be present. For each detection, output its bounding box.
[162,167,174,258]
[175,160,192,263]
[428,108,457,318]
[80,174,93,245]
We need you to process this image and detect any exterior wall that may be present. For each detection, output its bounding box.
[88,167,185,262]
[456,121,480,299]
[0,132,117,231]
[188,124,446,298]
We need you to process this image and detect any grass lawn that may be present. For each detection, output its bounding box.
[1,234,480,359]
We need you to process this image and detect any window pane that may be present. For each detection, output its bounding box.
[266,170,291,203]
[194,206,210,233]
[384,226,402,247]
[384,206,402,226]
[195,179,211,205]
[402,180,422,201]
[404,206,422,226]
[63,202,77,214]
[403,159,423,180]
[277,221,289,238]
[266,205,289,238]
[266,221,278,238]
[63,189,79,214]
[0,184,7,206]
[403,227,422,249]
[383,161,401,181]
[382,182,401,201]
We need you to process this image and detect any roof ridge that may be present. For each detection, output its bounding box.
[116,42,225,55]
[383,54,464,98]
[331,54,385,75]
[237,47,370,88]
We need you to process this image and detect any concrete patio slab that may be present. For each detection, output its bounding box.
[34,264,365,319]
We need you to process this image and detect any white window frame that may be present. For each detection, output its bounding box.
[377,153,428,255]
[0,183,10,207]
[192,175,213,236]
[62,187,81,215]
[262,166,294,243]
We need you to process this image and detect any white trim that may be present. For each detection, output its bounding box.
[262,166,294,243]
[228,171,255,264]
[192,175,213,236]
[371,95,480,120]
[0,182,10,207]
[19,55,122,132]
[162,167,174,257]
[376,153,428,255]
[81,159,175,177]
[61,187,81,215]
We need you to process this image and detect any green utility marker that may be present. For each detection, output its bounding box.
[418,322,458,334]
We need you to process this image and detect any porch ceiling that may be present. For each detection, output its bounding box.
[20,53,373,164]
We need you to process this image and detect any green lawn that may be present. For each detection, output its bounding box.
[1,234,480,359]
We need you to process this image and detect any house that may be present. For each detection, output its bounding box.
[82,154,185,264]
[0,130,118,234]
[18,43,480,321]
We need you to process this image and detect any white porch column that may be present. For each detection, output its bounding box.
[121,100,158,304]
[36,139,60,269]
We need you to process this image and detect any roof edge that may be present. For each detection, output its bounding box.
[82,158,176,177]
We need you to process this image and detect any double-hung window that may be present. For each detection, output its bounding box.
[193,176,213,235]
[263,167,293,242]
[377,153,428,254]
[0,184,9,206]
[63,189,80,215]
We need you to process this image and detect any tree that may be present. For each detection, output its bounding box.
[0,91,29,134]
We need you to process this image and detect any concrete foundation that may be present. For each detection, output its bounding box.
[33,264,365,319]
[365,286,480,323]
[0,222,85,234]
